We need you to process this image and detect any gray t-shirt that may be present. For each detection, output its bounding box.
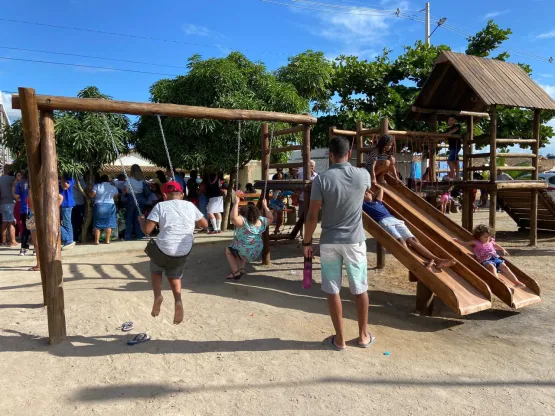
[0,175,15,205]
[310,162,371,244]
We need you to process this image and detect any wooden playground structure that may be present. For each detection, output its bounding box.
[12,87,317,344]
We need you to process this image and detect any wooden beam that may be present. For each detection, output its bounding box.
[497,153,536,158]
[532,109,541,181]
[331,128,357,136]
[489,106,497,233]
[39,109,66,345]
[412,106,490,119]
[269,145,302,154]
[530,109,541,246]
[260,123,270,266]
[530,189,538,246]
[388,130,462,140]
[375,118,389,269]
[265,125,303,137]
[497,166,536,172]
[302,125,311,239]
[268,162,303,169]
[496,139,537,145]
[13,94,318,124]
[360,128,380,136]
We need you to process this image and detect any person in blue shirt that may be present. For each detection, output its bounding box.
[59,174,76,250]
[14,171,31,255]
[363,185,455,269]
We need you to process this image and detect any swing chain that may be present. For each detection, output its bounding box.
[156,115,175,179]
[262,122,275,201]
[102,114,141,212]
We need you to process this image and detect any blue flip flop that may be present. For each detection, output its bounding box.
[357,333,377,349]
[324,335,346,352]
[127,333,151,345]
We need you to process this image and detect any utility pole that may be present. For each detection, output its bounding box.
[425,2,431,45]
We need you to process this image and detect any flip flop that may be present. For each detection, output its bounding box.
[118,321,134,332]
[323,335,346,352]
[127,333,150,345]
[357,333,377,349]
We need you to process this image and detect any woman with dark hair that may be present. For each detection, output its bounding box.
[225,197,273,279]
[89,174,119,244]
[206,173,224,234]
[124,164,149,240]
[365,134,398,184]
[155,170,167,186]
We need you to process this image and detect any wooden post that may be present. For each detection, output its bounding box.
[415,281,434,316]
[462,132,470,230]
[467,116,474,231]
[429,114,438,182]
[19,88,47,305]
[489,107,497,229]
[328,126,335,169]
[261,123,270,265]
[375,118,388,269]
[40,110,66,344]
[356,120,363,168]
[530,109,541,246]
[302,124,311,221]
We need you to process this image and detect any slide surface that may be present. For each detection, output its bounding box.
[362,212,492,316]
[381,175,541,309]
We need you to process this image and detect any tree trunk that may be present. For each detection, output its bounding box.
[80,169,94,243]
[221,170,236,232]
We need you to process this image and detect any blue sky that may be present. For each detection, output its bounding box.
[1,0,554,150]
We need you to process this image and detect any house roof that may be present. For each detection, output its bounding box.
[412,51,555,120]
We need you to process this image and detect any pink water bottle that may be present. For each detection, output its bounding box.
[303,256,312,289]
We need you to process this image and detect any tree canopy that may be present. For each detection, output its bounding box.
[2,86,132,177]
[134,52,309,173]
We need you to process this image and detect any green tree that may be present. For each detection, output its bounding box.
[135,52,309,229]
[2,86,132,242]
[466,20,512,58]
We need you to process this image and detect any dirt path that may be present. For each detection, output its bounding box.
[0,211,554,415]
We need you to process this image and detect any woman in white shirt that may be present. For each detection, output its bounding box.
[124,164,148,240]
[88,175,119,244]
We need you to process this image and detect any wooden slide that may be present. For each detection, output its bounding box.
[363,211,492,316]
[381,175,541,310]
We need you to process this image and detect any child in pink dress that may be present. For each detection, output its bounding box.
[440,186,454,215]
[454,224,525,287]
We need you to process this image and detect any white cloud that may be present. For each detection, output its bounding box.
[182,23,225,39]
[539,73,553,78]
[0,92,21,122]
[540,84,555,99]
[483,10,510,19]
[304,2,409,60]
[537,30,555,39]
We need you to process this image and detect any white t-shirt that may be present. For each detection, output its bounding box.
[147,199,204,256]
[298,168,318,202]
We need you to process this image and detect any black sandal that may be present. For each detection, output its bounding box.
[226,270,243,280]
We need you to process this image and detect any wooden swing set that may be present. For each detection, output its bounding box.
[12,87,317,345]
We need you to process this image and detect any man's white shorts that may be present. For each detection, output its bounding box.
[320,242,368,295]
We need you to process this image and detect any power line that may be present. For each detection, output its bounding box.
[260,0,397,15]
[0,45,188,69]
[0,17,287,57]
[0,56,180,77]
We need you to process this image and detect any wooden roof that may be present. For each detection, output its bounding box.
[412,51,555,120]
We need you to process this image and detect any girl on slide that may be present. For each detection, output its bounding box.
[454,224,525,288]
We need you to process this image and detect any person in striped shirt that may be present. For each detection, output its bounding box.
[364,134,398,185]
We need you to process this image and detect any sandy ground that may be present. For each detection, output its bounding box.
[1,210,555,415]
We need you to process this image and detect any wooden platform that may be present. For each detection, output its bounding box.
[498,189,555,231]
[253,180,312,191]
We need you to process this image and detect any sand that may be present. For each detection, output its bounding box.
[0,210,554,415]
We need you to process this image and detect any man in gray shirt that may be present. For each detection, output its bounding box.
[0,165,16,246]
[303,136,374,351]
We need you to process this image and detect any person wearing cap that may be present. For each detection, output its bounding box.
[139,181,208,325]
[364,134,398,185]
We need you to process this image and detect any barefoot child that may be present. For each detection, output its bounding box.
[139,181,208,324]
[440,186,454,215]
[363,185,455,269]
[454,224,525,287]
